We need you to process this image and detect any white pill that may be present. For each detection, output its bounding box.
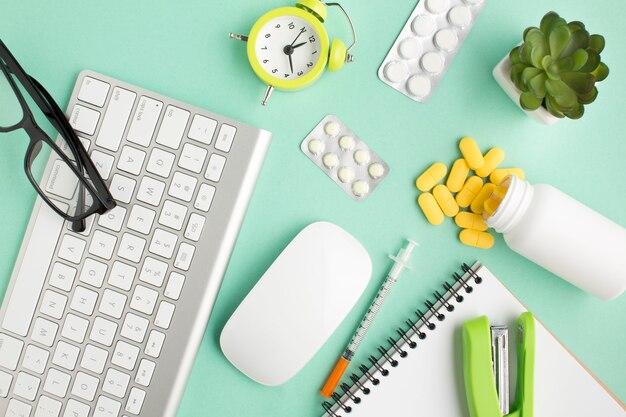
[337,166,355,183]
[352,180,370,197]
[412,15,436,37]
[398,37,422,60]
[448,6,472,27]
[368,163,385,179]
[435,29,458,52]
[324,122,340,136]
[322,153,339,169]
[339,135,355,151]
[383,61,408,84]
[307,138,324,155]
[354,149,370,165]
[426,0,449,14]
[406,75,432,98]
[421,51,445,74]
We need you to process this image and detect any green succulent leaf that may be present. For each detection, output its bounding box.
[588,34,605,53]
[568,21,586,32]
[510,64,528,90]
[521,67,544,87]
[579,49,600,72]
[509,46,521,64]
[559,29,590,58]
[545,79,578,109]
[520,91,543,110]
[592,62,609,81]
[545,95,566,118]
[554,56,575,72]
[530,47,545,68]
[528,72,548,98]
[560,72,595,95]
[519,41,534,65]
[564,103,585,119]
[549,23,572,59]
[578,86,598,104]
[524,28,548,53]
[572,49,589,71]
[540,11,562,36]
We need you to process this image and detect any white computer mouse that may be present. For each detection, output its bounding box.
[220,221,372,386]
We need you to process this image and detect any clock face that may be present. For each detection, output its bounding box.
[254,15,322,80]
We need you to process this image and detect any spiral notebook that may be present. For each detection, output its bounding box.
[321,262,625,417]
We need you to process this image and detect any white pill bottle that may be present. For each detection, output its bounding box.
[484,175,626,300]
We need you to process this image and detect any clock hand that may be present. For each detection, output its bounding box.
[290,28,306,47]
[292,42,307,49]
[289,53,294,74]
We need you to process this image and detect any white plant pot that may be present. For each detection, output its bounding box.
[493,53,561,126]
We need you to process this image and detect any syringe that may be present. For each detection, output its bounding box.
[320,239,418,397]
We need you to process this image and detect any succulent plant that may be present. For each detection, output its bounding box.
[509,11,609,119]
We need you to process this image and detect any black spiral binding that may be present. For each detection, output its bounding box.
[321,262,484,416]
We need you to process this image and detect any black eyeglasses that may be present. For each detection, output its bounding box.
[0,39,116,232]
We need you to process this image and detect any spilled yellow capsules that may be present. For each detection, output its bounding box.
[490,168,525,185]
[470,183,496,215]
[418,193,445,225]
[416,162,448,192]
[455,212,488,231]
[433,185,459,217]
[459,137,484,170]
[459,229,494,249]
[455,176,483,208]
[475,147,505,178]
[446,158,470,192]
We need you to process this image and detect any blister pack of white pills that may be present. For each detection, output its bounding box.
[378,0,487,102]
[301,115,389,202]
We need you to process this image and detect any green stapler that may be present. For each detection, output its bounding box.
[462,312,536,417]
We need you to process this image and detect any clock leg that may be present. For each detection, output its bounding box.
[229,33,249,42]
[262,86,274,106]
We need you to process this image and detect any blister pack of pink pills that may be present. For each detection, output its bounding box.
[378,0,487,102]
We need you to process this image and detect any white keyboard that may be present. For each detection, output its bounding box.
[0,70,271,417]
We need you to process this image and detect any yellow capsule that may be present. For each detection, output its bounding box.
[433,185,459,217]
[459,229,494,249]
[483,198,501,218]
[455,212,488,231]
[455,176,483,208]
[446,158,470,192]
[490,168,525,185]
[470,183,496,215]
[416,162,447,192]
[459,137,485,170]
[475,147,505,177]
[418,193,445,225]
[492,184,509,200]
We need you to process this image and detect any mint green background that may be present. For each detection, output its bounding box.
[1,0,625,416]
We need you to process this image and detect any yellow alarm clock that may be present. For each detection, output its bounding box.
[230,0,356,105]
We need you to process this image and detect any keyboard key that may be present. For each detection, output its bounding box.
[135,359,156,386]
[94,395,121,417]
[69,104,100,136]
[40,290,68,319]
[146,148,175,178]
[127,204,156,235]
[139,257,168,287]
[0,370,12,397]
[118,233,147,263]
[58,234,86,264]
[0,333,24,370]
[89,230,118,260]
[79,258,108,288]
[205,153,226,182]
[78,76,110,107]
[64,399,91,417]
[108,261,137,291]
[49,262,77,292]
[72,371,100,401]
[43,368,71,398]
[194,183,215,212]
[155,105,190,149]
[35,395,62,417]
[174,242,195,271]
[215,123,236,152]
[130,285,159,315]
[99,289,127,319]
[125,387,146,415]
[164,272,185,300]
[137,176,166,207]
[22,344,49,374]
[89,317,118,347]
[80,344,109,375]
[52,341,80,371]
[110,174,137,204]
[61,313,90,344]
[158,200,187,231]
[127,96,163,147]
[98,205,127,232]
[112,340,140,371]
[31,317,58,347]
[155,301,175,329]
[6,398,32,417]
[103,368,130,398]
[70,286,99,316]
[14,371,40,401]
[90,150,115,180]
[149,228,178,259]
[44,160,79,199]
[188,114,217,145]
[178,142,208,173]
[168,171,197,202]
[184,213,206,242]
[145,330,165,358]
[96,87,136,152]
[117,145,146,175]
[121,313,149,343]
